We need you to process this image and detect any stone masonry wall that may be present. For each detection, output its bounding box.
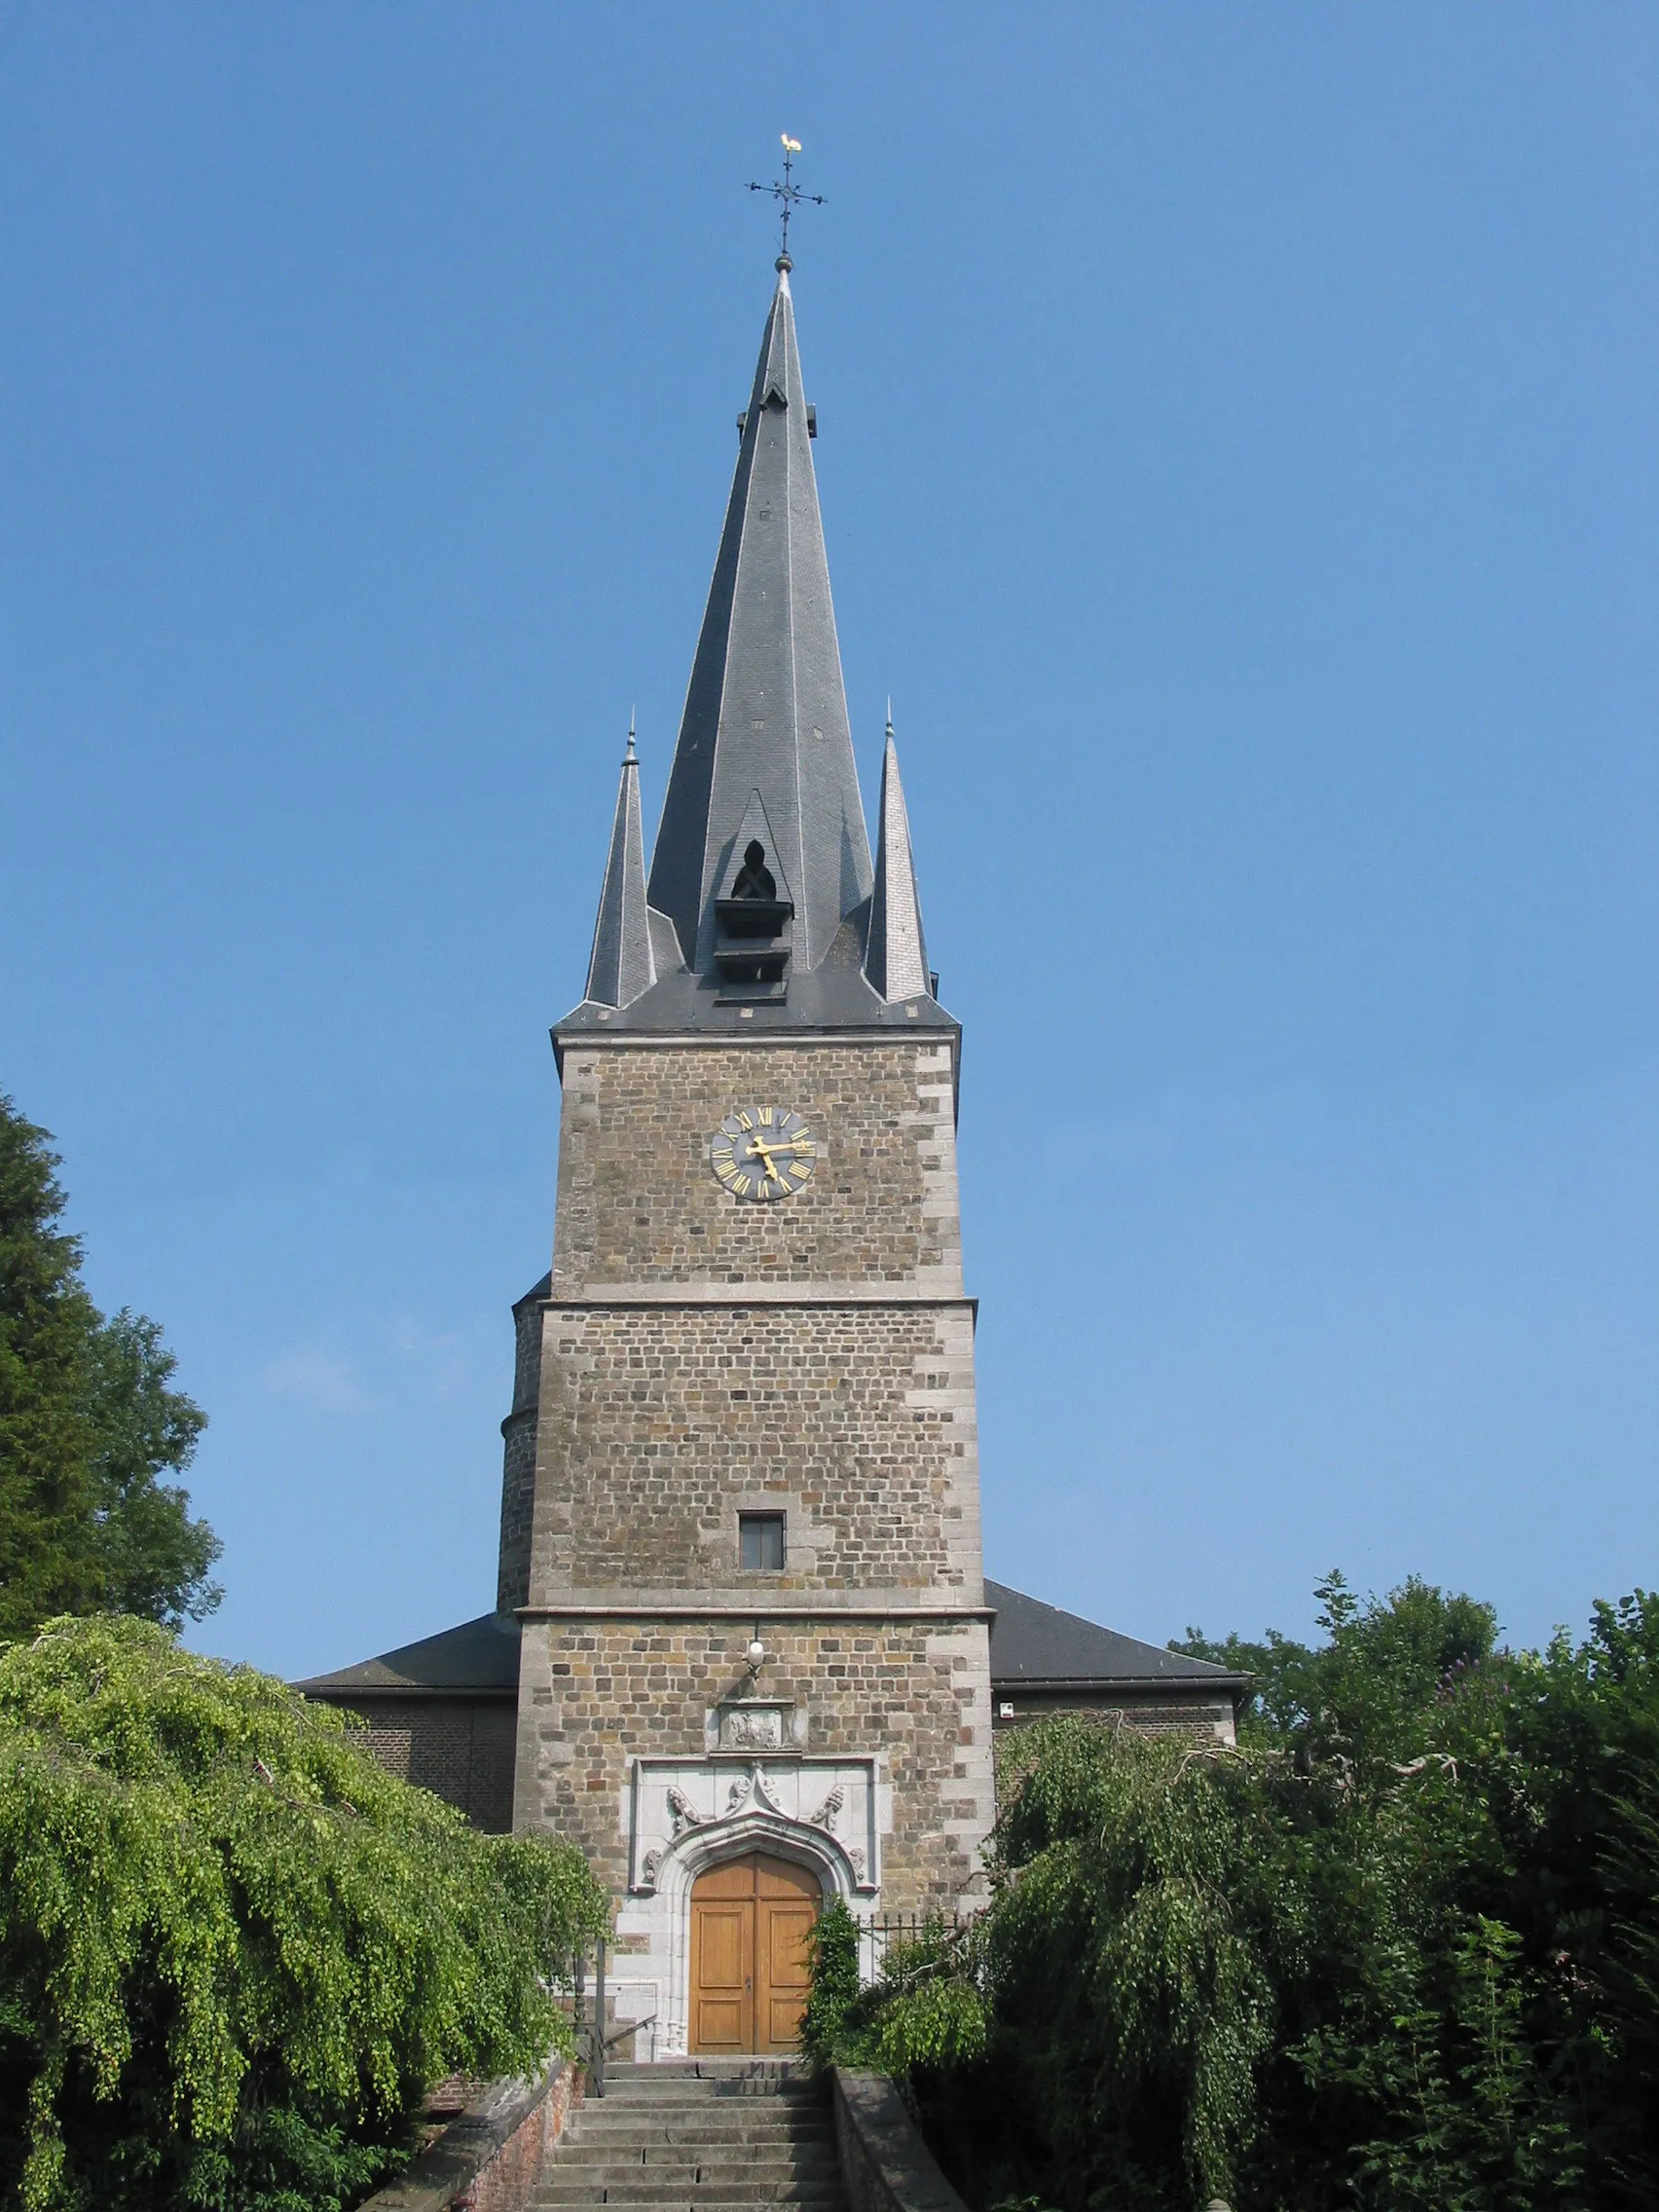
[497,1412,537,1614]
[550,1040,961,1293]
[497,1292,548,1613]
[527,1300,981,1605]
[515,1615,994,1914]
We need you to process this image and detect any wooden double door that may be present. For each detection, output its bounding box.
[689,1854,821,2054]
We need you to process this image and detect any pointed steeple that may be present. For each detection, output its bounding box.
[864,714,932,1004]
[646,269,872,977]
[583,721,657,1011]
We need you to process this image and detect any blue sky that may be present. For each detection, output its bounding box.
[2,5,1653,1679]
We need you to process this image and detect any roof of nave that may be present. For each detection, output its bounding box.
[297,1587,1244,1704]
[982,1581,1246,1696]
[295,1609,520,1697]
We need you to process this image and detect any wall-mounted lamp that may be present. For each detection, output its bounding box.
[746,1624,766,1682]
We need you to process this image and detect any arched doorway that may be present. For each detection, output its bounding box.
[689,1853,822,2054]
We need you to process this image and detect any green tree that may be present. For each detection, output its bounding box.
[817,1577,1657,2212]
[0,1096,220,1639]
[0,1613,608,2212]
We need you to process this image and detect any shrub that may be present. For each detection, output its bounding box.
[0,1614,608,2212]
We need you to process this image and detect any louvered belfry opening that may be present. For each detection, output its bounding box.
[714,834,793,1002]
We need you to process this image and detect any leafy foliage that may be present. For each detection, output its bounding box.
[0,1097,220,1639]
[0,1614,609,2212]
[803,1901,988,2083]
[810,1576,1659,2212]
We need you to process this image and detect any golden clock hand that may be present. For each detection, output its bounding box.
[746,1138,783,1181]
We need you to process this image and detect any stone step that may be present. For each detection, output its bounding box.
[547,2157,831,2181]
[570,2114,824,2130]
[536,2202,835,2212]
[535,2193,841,2210]
[540,2057,841,2212]
[607,2061,799,2076]
[585,2086,816,2102]
[571,2123,835,2141]
[535,2181,841,2199]
[594,2083,812,2102]
[574,2102,825,2121]
[537,2169,841,2191]
[589,2093,814,2112]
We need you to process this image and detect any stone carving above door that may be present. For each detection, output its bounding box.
[627,1753,882,1897]
[720,1704,788,1751]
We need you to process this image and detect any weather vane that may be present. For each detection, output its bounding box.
[748,134,825,270]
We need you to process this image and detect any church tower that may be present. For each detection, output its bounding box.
[501,261,996,2053]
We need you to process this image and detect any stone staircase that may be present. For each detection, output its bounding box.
[533,2059,845,2212]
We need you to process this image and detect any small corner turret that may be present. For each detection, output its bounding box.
[580,723,659,1014]
[864,715,934,1006]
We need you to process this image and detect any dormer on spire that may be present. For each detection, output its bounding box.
[582,724,657,1012]
[712,788,794,1004]
[864,719,932,1005]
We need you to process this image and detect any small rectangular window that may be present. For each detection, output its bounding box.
[739,1512,786,1571]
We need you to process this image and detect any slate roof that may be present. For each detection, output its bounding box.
[982,1581,1245,1698]
[558,266,945,1043]
[646,265,869,978]
[295,1610,520,1698]
[298,1586,1244,1706]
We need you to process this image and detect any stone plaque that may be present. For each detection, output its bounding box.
[719,1703,787,1751]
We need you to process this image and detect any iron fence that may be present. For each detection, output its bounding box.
[849,1907,976,1987]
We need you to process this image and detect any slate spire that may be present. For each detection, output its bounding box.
[646,268,873,976]
[583,721,657,1011]
[864,712,932,1004]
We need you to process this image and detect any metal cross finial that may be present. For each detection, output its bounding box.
[748,133,825,271]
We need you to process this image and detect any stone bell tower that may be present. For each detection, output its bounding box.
[503,260,994,2056]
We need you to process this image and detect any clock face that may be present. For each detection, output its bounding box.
[710,1106,818,1203]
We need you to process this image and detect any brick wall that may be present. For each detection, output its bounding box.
[991,1694,1237,1745]
[330,1696,518,1831]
